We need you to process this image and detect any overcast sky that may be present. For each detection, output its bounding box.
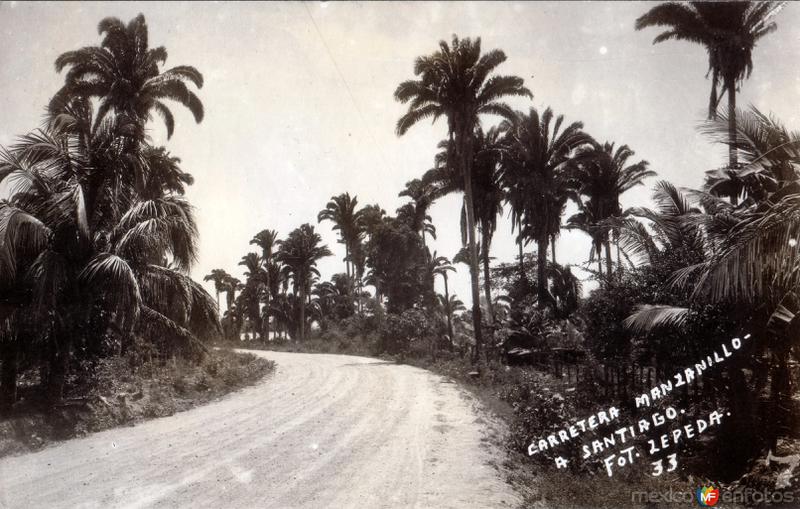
[1,1,799,307]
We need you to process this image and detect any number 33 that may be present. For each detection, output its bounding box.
[651,453,677,476]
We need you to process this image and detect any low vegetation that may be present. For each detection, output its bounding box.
[0,349,273,457]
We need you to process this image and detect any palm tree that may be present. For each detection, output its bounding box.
[239,252,266,340]
[700,106,800,205]
[396,201,437,245]
[250,229,278,340]
[636,2,785,172]
[565,207,605,275]
[432,255,456,343]
[438,293,467,348]
[499,107,593,308]
[616,181,707,269]
[569,141,655,276]
[140,147,195,199]
[426,128,505,321]
[399,179,439,246]
[204,269,231,311]
[51,14,204,137]
[318,193,362,279]
[276,224,332,340]
[0,125,218,401]
[395,36,531,363]
[471,128,505,320]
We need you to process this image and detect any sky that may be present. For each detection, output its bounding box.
[1,1,799,309]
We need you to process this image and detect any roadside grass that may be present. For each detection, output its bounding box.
[0,349,273,458]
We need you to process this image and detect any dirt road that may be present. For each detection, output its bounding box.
[0,351,520,508]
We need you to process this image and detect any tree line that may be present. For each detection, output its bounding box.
[209,2,798,475]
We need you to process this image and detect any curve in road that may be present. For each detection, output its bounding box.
[0,351,520,508]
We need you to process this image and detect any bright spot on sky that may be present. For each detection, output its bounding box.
[599,46,608,55]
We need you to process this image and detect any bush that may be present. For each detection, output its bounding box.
[378,308,436,355]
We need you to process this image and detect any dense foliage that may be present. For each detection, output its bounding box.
[0,15,218,410]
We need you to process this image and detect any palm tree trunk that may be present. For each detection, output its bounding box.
[298,276,306,341]
[215,289,220,312]
[726,75,738,170]
[518,237,525,280]
[481,227,494,323]
[605,238,613,277]
[345,244,350,278]
[550,235,557,265]
[537,234,548,308]
[458,124,483,365]
[444,274,454,348]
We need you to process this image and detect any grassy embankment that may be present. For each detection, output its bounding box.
[0,349,273,458]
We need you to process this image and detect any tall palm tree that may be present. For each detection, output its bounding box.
[426,128,505,321]
[51,14,204,137]
[499,107,593,308]
[395,37,531,363]
[569,141,655,276]
[318,193,361,279]
[471,128,505,320]
[250,229,278,340]
[276,224,332,340]
[239,252,266,340]
[204,269,231,311]
[635,2,784,172]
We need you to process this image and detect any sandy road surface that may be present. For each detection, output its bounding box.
[0,351,520,509]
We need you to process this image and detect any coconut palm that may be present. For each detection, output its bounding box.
[635,1,785,171]
[700,106,800,205]
[276,224,332,340]
[395,35,531,364]
[204,268,231,311]
[318,193,362,279]
[499,106,593,308]
[0,15,215,405]
[51,13,204,138]
[0,142,218,402]
[569,141,655,276]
